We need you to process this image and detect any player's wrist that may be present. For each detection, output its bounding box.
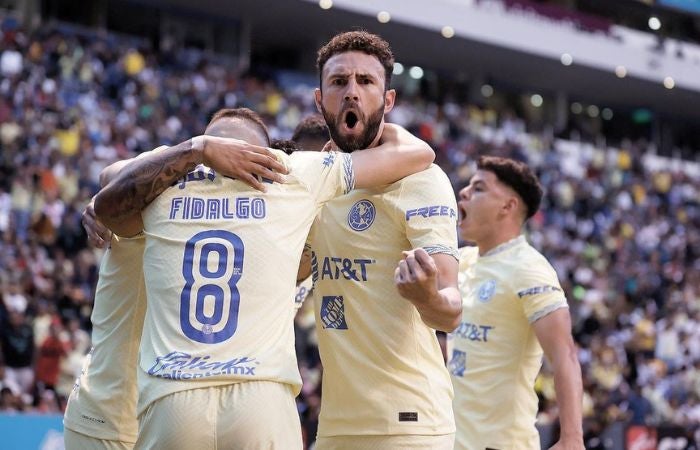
[191,135,206,165]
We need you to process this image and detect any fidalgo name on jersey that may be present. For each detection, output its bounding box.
[169,196,267,221]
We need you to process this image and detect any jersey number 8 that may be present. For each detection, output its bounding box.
[180,230,243,344]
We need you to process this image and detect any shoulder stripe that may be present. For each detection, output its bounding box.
[528,302,568,324]
[424,245,459,261]
[341,153,354,194]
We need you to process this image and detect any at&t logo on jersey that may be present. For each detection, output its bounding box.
[318,256,374,282]
[405,205,456,221]
[347,199,375,231]
[320,295,348,329]
[454,322,494,342]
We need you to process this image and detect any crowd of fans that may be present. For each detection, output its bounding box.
[0,14,697,447]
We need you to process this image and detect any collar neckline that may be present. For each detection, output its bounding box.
[480,235,526,258]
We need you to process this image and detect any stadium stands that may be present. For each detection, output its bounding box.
[0,11,698,449]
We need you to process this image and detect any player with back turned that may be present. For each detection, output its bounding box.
[63,109,289,450]
[93,106,435,449]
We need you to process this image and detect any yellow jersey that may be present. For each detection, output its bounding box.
[136,150,354,414]
[448,236,568,450]
[63,234,146,443]
[308,164,458,436]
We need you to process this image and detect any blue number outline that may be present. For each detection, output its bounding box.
[180,230,243,344]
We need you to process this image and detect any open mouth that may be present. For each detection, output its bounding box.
[344,110,359,129]
[458,204,467,223]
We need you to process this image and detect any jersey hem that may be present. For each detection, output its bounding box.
[63,418,137,444]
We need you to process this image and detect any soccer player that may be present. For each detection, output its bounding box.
[63,200,146,450]
[448,156,584,450]
[93,107,434,449]
[292,114,330,152]
[63,113,282,449]
[305,31,461,449]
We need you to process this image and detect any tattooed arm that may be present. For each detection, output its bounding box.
[94,136,287,237]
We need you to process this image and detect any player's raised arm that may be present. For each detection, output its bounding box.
[94,136,288,237]
[395,248,462,331]
[350,123,434,189]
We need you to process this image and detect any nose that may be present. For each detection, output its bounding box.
[344,78,359,102]
[459,186,471,202]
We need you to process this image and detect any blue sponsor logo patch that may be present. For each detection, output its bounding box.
[320,295,348,329]
[347,199,376,231]
[448,349,466,377]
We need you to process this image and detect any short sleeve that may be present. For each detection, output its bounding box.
[288,151,354,206]
[400,166,459,260]
[513,258,568,323]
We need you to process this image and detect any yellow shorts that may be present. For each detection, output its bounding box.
[315,433,455,450]
[63,428,134,450]
[135,381,302,450]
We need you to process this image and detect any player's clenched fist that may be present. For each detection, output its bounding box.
[394,248,439,304]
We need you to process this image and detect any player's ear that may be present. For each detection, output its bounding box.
[314,88,323,114]
[503,195,519,217]
[384,89,396,114]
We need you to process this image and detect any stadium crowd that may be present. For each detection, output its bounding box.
[0,15,697,446]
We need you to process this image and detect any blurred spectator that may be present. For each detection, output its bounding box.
[1,311,35,399]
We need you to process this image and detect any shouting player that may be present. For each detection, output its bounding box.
[305,31,461,450]
[449,156,584,450]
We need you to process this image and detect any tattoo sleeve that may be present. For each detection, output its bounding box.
[94,139,201,224]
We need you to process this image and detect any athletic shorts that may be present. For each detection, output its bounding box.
[135,381,302,450]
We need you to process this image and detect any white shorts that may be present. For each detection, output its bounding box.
[63,428,134,450]
[135,381,302,450]
[315,433,455,450]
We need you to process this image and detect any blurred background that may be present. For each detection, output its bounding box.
[0,0,698,448]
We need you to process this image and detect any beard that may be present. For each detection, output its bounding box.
[320,101,385,153]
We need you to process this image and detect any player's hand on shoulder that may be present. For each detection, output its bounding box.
[198,135,289,191]
[82,196,112,248]
[394,248,439,304]
[548,438,585,450]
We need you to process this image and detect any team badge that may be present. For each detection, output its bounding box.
[347,199,376,231]
[478,279,497,302]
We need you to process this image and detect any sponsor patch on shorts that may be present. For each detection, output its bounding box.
[398,412,418,422]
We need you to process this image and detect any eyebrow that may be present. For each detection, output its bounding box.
[328,70,377,80]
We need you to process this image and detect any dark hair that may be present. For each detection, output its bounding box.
[292,114,329,144]
[477,155,543,220]
[317,31,394,90]
[208,108,270,145]
[270,138,299,155]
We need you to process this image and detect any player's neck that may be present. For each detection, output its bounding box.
[477,229,522,256]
